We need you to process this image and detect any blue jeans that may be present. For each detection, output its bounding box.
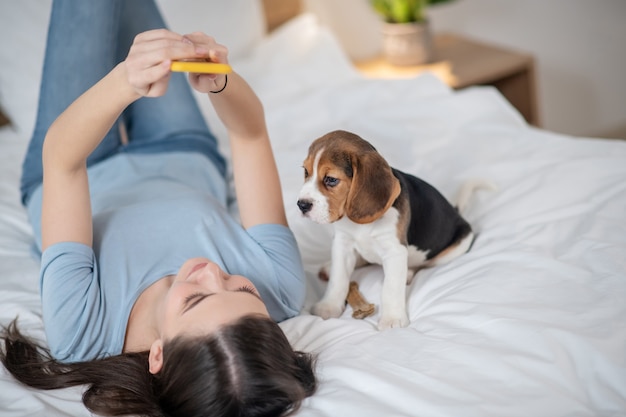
[20,0,226,206]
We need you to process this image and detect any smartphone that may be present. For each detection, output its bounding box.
[170,61,232,74]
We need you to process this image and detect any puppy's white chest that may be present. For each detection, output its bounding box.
[352,227,383,264]
[335,209,401,264]
[355,242,384,264]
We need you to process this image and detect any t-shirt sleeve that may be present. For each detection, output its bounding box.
[246,224,306,320]
[40,242,106,362]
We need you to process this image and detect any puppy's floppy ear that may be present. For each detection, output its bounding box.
[345,151,401,224]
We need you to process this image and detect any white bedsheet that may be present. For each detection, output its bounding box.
[1,13,625,417]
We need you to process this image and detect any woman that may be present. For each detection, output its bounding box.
[0,1,316,416]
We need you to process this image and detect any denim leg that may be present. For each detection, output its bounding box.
[20,0,226,206]
[118,0,226,177]
[20,0,123,205]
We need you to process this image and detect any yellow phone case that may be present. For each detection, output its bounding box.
[170,61,232,74]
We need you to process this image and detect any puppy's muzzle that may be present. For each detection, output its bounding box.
[297,199,313,214]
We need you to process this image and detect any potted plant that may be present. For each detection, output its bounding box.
[370,0,452,65]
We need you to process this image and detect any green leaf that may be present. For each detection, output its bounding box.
[390,0,413,23]
[370,0,455,23]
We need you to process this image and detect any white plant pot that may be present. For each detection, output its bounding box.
[381,21,433,66]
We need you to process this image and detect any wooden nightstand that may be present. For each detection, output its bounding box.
[355,33,540,126]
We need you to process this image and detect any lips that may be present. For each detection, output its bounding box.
[187,262,208,278]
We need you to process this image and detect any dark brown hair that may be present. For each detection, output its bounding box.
[1,315,316,417]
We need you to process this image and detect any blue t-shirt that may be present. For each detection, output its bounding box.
[26,152,306,363]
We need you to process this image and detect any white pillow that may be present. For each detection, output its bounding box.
[0,0,266,138]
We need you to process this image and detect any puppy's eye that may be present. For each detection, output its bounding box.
[303,167,309,178]
[323,176,339,187]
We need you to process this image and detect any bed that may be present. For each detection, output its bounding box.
[1,1,625,416]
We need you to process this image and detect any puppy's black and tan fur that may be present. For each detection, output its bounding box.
[297,130,481,329]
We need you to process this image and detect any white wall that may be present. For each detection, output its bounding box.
[303,0,626,139]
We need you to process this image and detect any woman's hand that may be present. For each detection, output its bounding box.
[180,32,230,94]
[124,29,206,98]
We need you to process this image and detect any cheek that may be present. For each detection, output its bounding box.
[324,183,350,219]
[161,286,181,322]
[299,179,329,218]
[161,283,191,321]
[159,283,202,338]
[302,181,351,223]
[307,192,331,223]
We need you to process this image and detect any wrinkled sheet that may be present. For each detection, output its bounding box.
[1,14,625,417]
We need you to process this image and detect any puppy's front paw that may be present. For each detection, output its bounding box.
[311,301,345,319]
[377,313,409,330]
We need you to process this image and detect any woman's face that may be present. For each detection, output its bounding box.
[159,257,270,340]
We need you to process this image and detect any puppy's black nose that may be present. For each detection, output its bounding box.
[297,199,313,214]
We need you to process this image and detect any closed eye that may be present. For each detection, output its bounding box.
[182,286,263,314]
[237,285,263,302]
[182,292,209,314]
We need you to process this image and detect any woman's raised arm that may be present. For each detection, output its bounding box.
[41,30,204,250]
[185,32,287,229]
[209,72,287,229]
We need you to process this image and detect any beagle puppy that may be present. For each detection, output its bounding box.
[297,130,477,330]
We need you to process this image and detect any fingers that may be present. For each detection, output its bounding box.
[126,60,171,97]
[124,29,195,96]
[124,29,229,97]
[129,34,200,67]
[180,32,230,91]
[183,32,229,64]
[130,29,228,64]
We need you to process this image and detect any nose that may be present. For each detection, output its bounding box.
[297,199,313,214]
[193,262,227,289]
